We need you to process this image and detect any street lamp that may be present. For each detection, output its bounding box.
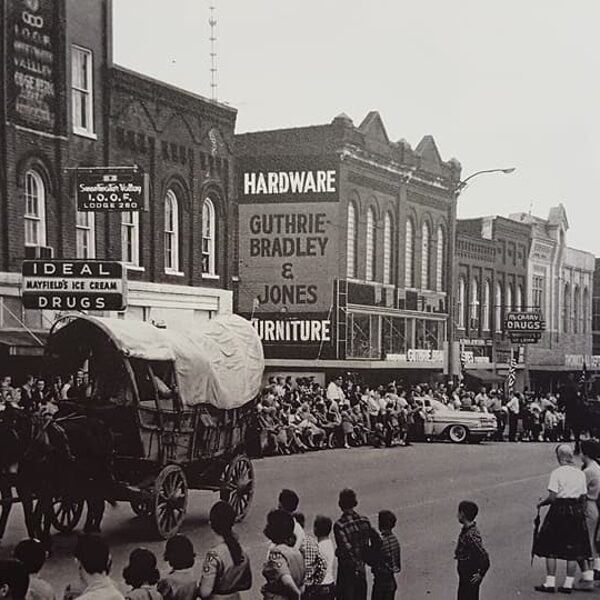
[447,167,516,382]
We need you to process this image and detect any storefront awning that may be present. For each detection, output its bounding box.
[0,330,47,356]
[465,370,505,385]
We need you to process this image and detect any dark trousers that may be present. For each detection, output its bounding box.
[458,576,480,600]
[336,562,367,600]
[508,413,519,441]
[371,576,397,600]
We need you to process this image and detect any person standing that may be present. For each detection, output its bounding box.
[371,510,402,600]
[533,444,590,593]
[278,489,305,551]
[576,440,600,591]
[454,501,489,600]
[197,502,252,599]
[506,392,520,442]
[310,516,336,600]
[326,377,345,409]
[333,489,379,600]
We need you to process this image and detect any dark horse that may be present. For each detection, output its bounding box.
[561,377,600,453]
[0,405,115,548]
[0,406,39,541]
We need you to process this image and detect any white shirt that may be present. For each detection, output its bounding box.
[548,465,587,499]
[326,382,345,402]
[507,396,519,414]
[78,576,125,600]
[318,538,336,585]
[293,519,305,550]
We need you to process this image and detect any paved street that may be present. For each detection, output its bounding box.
[0,441,575,598]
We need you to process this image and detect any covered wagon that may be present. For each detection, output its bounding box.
[45,313,264,538]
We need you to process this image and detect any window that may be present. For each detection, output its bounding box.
[24,170,46,246]
[470,278,480,323]
[383,212,392,285]
[164,190,180,272]
[436,226,445,291]
[573,286,580,334]
[405,219,414,288]
[457,277,466,329]
[365,207,375,281]
[71,46,94,136]
[346,202,357,278]
[516,285,523,312]
[421,221,430,289]
[121,211,140,266]
[506,284,514,313]
[202,198,216,275]
[482,280,491,331]
[495,282,503,332]
[76,211,95,258]
[533,275,545,309]
[563,283,571,333]
[583,288,590,334]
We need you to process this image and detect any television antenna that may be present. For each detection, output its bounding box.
[209,5,218,101]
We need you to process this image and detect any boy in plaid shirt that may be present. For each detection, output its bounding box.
[371,510,402,600]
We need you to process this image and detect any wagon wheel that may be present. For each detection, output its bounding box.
[220,455,254,522]
[50,495,84,533]
[130,499,153,517]
[153,465,188,539]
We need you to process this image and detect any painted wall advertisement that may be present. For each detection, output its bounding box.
[238,157,339,359]
[7,0,62,133]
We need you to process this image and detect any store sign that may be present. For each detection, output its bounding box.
[21,261,127,310]
[243,170,336,196]
[7,0,61,133]
[387,349,444,364]
[251,317,331,343]
[565,355,600,368]
[76,169,148,211]
[505,311,545,343]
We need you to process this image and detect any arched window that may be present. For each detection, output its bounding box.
[24,170,46,246]
[202,198,216,275]
[583,288,590,333]
[563,283,571,333]
[495,282,503,332]
[482,280,491,331]
[458,277,466,329]
[365,207,375,281]
[383,212,393,285]
[516,284,523,312]
[405,218,414,288]
[436,226,445,291]
[421,221,430,289]
[164,189,180,272]
[471,278,480,324]
[346,202,357,278]
[573,285,580,334]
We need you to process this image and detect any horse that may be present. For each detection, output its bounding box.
[0,406,38,541]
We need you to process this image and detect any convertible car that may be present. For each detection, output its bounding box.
[423,400,497,444]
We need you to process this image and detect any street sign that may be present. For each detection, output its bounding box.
[21,260,127,311]
[76,168,148,211]
[505,311,545,344]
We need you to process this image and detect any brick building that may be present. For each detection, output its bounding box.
[454,217,531,389]
[0,0,236,376]
[235,112,461,383]
[509,205,596,391]
[594,259,600,357]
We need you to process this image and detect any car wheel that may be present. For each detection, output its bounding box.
[448,424,468,444]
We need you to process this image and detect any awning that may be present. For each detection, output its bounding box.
[465,370,505,385]
[0,329,47,356]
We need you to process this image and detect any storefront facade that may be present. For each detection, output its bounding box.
[0,0,236,377]
[235,112,460,383]
[454,217,531,389]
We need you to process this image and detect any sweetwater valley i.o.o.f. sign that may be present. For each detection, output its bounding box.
[21,260,127,311]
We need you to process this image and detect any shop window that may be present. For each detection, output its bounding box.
[382,316,409,356]
[348,313,380,359]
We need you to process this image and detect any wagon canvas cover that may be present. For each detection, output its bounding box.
[53,314,264,410]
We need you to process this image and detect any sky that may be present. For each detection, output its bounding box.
[112,0,600,256]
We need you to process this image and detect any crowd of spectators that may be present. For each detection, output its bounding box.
[252,373,573,456]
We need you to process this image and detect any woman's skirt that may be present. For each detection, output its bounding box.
[534,499,592,560]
